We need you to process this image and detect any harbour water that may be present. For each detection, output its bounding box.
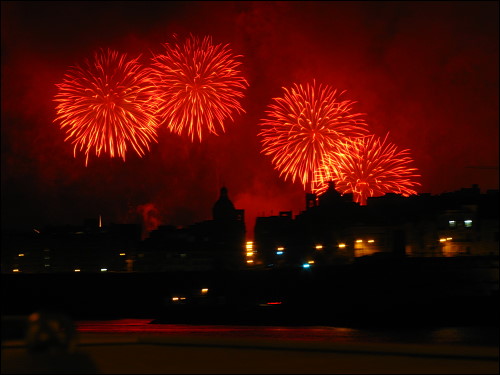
[76,319,499,347]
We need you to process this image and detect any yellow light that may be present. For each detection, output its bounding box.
[74,269,81,272]
[246,252,254,256]
[18,253,24,257]
[119,253,126,256]
[308,260,315,264]
[367,239,375,243]
[356,239,363,243]
[446,237,452,241]
[338,243,346,248]
[277,247,285,251]
[315,245,323,250]
[439,238,446,242]
[172,297,179,301]
[246,259,254,264]
[201,288,209,294]
[12,269,20,272]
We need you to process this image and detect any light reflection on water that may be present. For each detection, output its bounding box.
[76,319,499,347]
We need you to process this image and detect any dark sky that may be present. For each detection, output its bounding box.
[1,1,498,236]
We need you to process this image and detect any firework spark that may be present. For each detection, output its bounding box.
[316,133,421,205]
[150,35,249,141]
[54,48,159,166]
[259,81,368,193]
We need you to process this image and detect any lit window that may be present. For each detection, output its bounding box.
[464,220,472,228]
[446,237,452,241]
[246,252,254,256]
[356,239,363,243]
[201,288,209,295]
[246,259,254,264]
[449,220,456,228]
[338,243,346,248]
[367,239,375,243]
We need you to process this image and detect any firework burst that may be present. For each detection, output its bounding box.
[54,48,159,166]
[316,133,421,205]
[150,35,249,141]
[259,81,368,193]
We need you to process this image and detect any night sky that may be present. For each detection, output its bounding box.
[2,1,498,236]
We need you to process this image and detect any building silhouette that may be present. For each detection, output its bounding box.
[1,184,498,274]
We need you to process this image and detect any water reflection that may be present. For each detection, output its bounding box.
[76,319,498,347]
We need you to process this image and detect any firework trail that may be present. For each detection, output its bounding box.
[315,133,421,205]
[150,35,249,141]
[54,48,159,166]
[259,81,368,193]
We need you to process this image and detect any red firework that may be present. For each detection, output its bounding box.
[259,81,368,193]
[315,133,421,205]
[54,48,158,166]
[150,35,249,141]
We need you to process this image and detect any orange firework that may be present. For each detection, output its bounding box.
[316,133,421,205]
[259,81,368,193]
[54,48,158,166]
[150,35,249,141]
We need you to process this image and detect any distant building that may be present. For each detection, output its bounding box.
[135,186,246,272]
[2,184,497,274]
[253,184,499,269]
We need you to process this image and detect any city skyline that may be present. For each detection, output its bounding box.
[2,1,498,233]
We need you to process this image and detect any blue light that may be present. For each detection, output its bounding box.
[302,263,310,269]
[276,251,283,255]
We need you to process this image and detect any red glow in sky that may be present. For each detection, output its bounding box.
[1,1,498,235]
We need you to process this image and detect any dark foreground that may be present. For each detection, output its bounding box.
[2,327,499,374]
[2,257,499,328]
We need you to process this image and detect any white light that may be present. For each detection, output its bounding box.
[464,220,472,227]
[74,269,81,272]
[100,268,108,272]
